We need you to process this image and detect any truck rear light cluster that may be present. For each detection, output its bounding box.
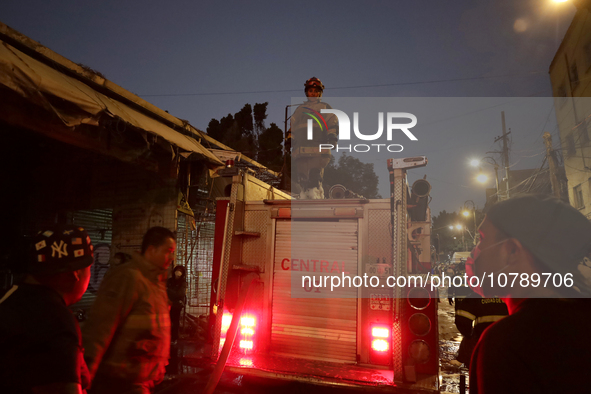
[407,288,432,365]
[238,313,256,354]
[241,328,254,336]
[371,325,390,352]
[372,339,389,352]
[370,323,391,364]
[219,312,257,354]
[408,340,430,363]
[219,312,233,351]
[402,286,438,377]
[239,340,254,350]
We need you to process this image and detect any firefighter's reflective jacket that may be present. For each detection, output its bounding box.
[290,100,338,150]
[455,292,508,364]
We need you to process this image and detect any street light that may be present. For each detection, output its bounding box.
[451,224,467,251]
[470,156,503,201]
[476,174,488,184]
[461,200,478,246]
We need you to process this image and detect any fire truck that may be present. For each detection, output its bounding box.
[203,156,439,393]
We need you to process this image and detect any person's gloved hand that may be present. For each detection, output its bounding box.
[448,298,454,305]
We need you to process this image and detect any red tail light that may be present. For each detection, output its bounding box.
[219,312,233,352]
[402,287,438,376]
[239,340,254,350]
[221,312,232,334]
[372,339,389,352]
[218,312,257,355]
[241,328,254,336]
[239,314,257,354]
[372,326,390,339]
[240,316,256,327]
[370,324,391,364]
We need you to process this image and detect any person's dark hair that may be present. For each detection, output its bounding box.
[141,227,175,254]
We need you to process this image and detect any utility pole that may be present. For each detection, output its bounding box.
[494,112,512,200]
[543,132,564,200]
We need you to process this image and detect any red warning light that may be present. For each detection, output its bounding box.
[240,340,254,350]
[239,313,256,353]
[372,326,390,338]
[372,339,389,352]
[221,312,232,334]
[241,327,254,336]
[370,323,391,363]
[240,315,256,327]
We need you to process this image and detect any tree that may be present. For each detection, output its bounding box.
[253,102,267,133]
[431,210,464,260]
[323,154,381,199]
[258,123,284,172]
[206,104,257,159]
[206,102,285,173]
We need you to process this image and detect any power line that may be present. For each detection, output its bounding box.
[138,71,547,97]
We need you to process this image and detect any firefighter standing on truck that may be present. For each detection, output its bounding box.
[286,77,338,199]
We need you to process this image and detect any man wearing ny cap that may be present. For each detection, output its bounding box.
[0,225,94,394]
[467,195,591,393]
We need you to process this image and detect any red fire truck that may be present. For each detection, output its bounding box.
[205,156,439,392]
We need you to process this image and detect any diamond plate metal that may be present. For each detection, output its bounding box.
[368,210,392,264]
[391,170,407,380]
[241,210,269,272]
[211,177,240,359]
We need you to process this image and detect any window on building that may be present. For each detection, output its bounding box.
[585,41,591,70]
[570,63,580,89]
[556,85,568,107]
[579,121,590,144]
[573,184,584,209]
[565,133,577,157]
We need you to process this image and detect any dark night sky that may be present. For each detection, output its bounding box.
[1,0,577,214]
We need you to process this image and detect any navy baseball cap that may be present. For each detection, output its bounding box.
[28,225,94,275]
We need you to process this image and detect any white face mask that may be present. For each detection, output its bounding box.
[466,238,510,297]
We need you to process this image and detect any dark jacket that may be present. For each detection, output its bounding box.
[83,252,170,385]
[167,266,187,309]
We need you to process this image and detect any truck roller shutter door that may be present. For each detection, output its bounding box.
[271,220,358,363]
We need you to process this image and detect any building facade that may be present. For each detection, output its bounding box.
[0,22,286,317]
[549,1,591,219]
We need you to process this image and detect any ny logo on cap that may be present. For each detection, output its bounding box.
[51,241,68,258]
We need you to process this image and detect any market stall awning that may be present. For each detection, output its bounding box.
[0,40,222,165]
